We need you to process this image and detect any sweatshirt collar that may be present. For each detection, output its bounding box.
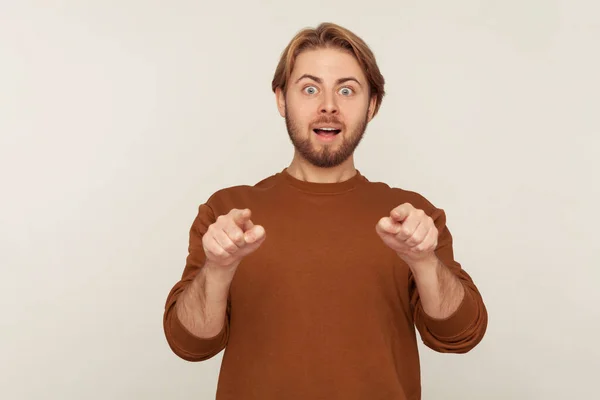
[279,167,366,194]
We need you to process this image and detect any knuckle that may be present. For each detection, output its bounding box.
[213,247,226,257]
[221,247,233,257]
[224,243,237,253]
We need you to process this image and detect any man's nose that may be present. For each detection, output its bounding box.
[319,92,339,114]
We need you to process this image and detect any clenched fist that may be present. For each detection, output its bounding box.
[376,203,438,267]
[203,208,266,270]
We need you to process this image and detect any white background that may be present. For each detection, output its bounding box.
[1,1,598,399]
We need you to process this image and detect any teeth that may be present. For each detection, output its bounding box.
[318,127,337,131]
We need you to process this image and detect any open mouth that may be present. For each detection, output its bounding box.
[313,127,342,136]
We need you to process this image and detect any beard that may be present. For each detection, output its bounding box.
[284,106,369,168]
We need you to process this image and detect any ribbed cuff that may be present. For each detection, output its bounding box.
[420,287,478,339]
[166,307,228,359]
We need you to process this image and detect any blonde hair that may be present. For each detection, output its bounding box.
[271,22,386,116]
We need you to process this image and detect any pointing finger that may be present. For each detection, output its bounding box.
[231,208,252,226]
[390,203,413,222]
[243,218,254,231]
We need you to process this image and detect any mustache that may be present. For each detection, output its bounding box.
[311,116,344,127]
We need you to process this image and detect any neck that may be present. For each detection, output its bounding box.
[286,153,357,184]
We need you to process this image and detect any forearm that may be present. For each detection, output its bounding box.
[176,261,236,338]
[409,255,465,319]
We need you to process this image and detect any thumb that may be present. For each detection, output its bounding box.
[244,225,266,244]
[377,217,401,235]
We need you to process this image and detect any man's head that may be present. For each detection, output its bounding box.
[272,23,385,168]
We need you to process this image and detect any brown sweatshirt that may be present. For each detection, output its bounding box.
[163,168,488,400]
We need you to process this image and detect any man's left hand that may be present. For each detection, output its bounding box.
[376,203,439,268]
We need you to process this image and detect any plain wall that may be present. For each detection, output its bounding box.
[1,1,598,399]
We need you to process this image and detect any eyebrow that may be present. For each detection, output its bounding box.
[295,74,362,87]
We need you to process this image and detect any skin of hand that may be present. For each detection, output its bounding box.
[375,202,439,271]
[203,208,267,273]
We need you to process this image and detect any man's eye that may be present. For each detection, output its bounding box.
[340,87,354,96]
[304,86,318,95]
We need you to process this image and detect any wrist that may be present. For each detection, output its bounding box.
[203,260,238,285]
[406,254,440,277]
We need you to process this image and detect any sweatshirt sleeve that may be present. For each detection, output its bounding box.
[409,206,488,353]
[163,202,231,361]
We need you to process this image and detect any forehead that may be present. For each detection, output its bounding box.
[291,48,367,83]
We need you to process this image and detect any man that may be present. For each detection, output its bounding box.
[163,22,487,400]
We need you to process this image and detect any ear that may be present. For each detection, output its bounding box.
[275,87,286,118]
[367,94,377,122]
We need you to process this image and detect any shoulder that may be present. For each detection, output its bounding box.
[363,176,439,214]
[201,171,281,212]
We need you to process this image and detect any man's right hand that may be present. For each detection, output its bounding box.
[202,208,266,272]
[174,208,264,339]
